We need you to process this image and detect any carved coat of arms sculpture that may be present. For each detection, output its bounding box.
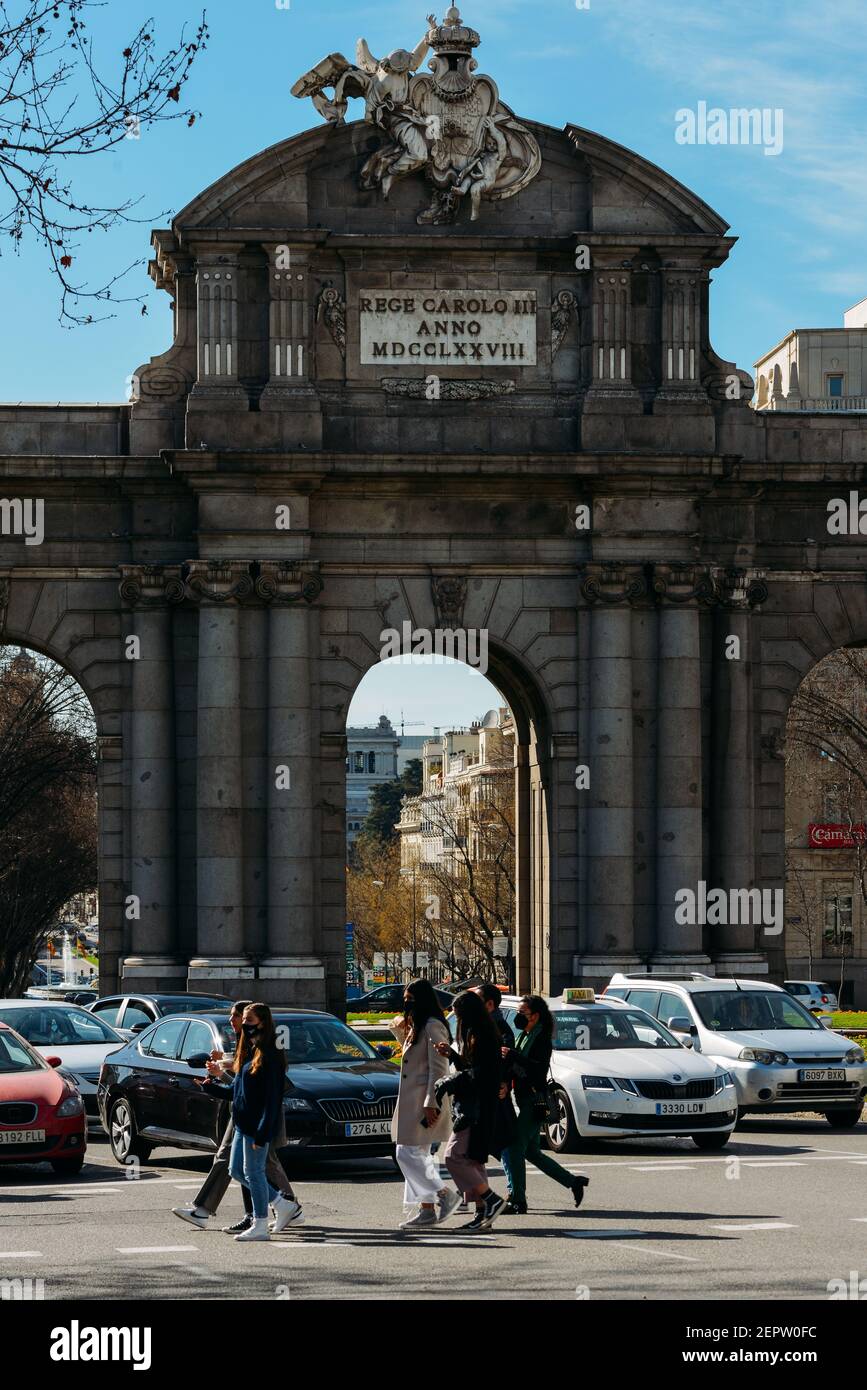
[292,6,541,226]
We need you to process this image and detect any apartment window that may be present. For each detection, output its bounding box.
[823,786,842,821]
[353,751,363,773]
[828,374,845,398]
[823,886,853,946]
[367,751,376,773]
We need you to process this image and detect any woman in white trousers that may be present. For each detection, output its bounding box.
[390,978,461,1230]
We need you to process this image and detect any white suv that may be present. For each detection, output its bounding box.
[604,975,867,1128]
[784,980,838,1014]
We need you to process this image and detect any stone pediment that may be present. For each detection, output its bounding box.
[168,118,728,242]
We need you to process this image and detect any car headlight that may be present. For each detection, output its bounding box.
[284,1097,313,1111]
[738,1048,787,1065]
[845,1048,865,1065]
[615,1078,639,1095]
[581,1076,615,1090]
[714,1071,735,1093]
[56,1092,85,1118]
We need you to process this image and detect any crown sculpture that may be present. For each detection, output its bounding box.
[292,6,541,225]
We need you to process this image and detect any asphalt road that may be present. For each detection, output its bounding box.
[1,1119,866,1301]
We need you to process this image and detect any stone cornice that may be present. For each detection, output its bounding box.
[118,561,324,607]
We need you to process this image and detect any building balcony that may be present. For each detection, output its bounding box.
[758,395,867,413]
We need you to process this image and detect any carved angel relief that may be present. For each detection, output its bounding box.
[292,7,541,226]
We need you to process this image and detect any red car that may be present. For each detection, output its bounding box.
[0,1021,87,1176]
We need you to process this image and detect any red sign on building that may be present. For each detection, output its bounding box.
[808,823,867,848]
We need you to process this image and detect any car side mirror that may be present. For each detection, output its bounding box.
[376,1044,393,1059]
[130,1022,149,1034]
[186,1053,211,1069]
[46,1055,62,1068]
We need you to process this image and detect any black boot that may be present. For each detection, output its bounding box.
[571,1176,589,1209]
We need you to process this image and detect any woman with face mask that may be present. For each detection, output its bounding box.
[202,1002,287,1241]
[499,995,589,1216]
[389,978,459,1230]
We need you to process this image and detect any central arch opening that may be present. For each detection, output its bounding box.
[343,645,552,1002]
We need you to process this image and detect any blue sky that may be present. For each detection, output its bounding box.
[1,0,864,399]
[347,656,504,733]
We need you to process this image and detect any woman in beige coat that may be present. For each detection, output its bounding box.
[390,978,461,1230]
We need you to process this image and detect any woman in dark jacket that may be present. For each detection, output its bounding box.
[201,1002,286,1242]
[500,995,589,1215]
[434,990,507,1233]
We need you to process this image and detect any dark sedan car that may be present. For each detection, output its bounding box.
[353,983,454,1012]
[97,1009,400,1165]
[88,992,234,1039]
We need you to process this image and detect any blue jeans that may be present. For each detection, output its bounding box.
[229,1131,279,1220]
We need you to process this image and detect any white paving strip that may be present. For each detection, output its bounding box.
[0,1250,42,1258]
[614,1244,701,1262]
[630,1164,697,1172]
[710,1223,798,1231]
[116,1245,200,1255]
[738,1161,805,1168]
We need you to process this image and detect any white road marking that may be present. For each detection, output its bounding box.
[630,1164,696,1172]
[710,1223,798,1231]
[116,1244,200,1254]
[738,1161,805,1168]
[614,1243,701,1262]
[564,1228,646,1239]
[0,1250,42,1258]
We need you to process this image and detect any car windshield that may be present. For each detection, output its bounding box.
[274,1018,379,1064]
[692,991,822,1032]
[554,1009,680,1051]
[0,1028,45,1072]
[156,997,230,1016]
[0,1006,122,1046]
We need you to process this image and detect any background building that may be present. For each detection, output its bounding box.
[754,298,867,413]
[345,715,399,853]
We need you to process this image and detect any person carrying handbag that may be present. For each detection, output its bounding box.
[499,994,589,1216]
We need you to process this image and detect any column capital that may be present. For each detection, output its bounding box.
[118,564,186,607]
[652,562,717,607]
[185,559,255,605]
[711,567,769,609]
[255,562,323,605]
[580,562,648,606]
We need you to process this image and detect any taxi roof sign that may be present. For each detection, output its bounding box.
[563,987,595,1003]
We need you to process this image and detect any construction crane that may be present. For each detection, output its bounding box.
[398,711,426,738]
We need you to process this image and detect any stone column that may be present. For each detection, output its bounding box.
[117,566,184,989]
[657,267,707,401]
[514,744,532,993]
[255,564,325,1003]
[186,248,248,447]
[652,564,713,965]
[258,244,323,447]
[584,266,642,408]
[711,570,769,970]
[186,561,254,988]
[575,564,647,983]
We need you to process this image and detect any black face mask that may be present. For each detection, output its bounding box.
[513,1014,528,1031]
[403,1000,414,1015]
[242,1023,260,1040]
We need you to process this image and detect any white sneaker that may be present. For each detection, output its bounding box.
[171,1206,209,1229]
[399,1206,438,1230]
[271,1195,305,1233]
[234,1217,271,1242]
[436,1189,462,1224]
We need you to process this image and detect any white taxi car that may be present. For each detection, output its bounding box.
[604,974,867,1127]
[497,990,738,1152]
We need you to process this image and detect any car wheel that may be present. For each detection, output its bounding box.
[691,1131,730,1151]
[50,1156,85,1177]
[544,1089,579,1153]
[825,1107,864,1128]
[109,1098,153,1164]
